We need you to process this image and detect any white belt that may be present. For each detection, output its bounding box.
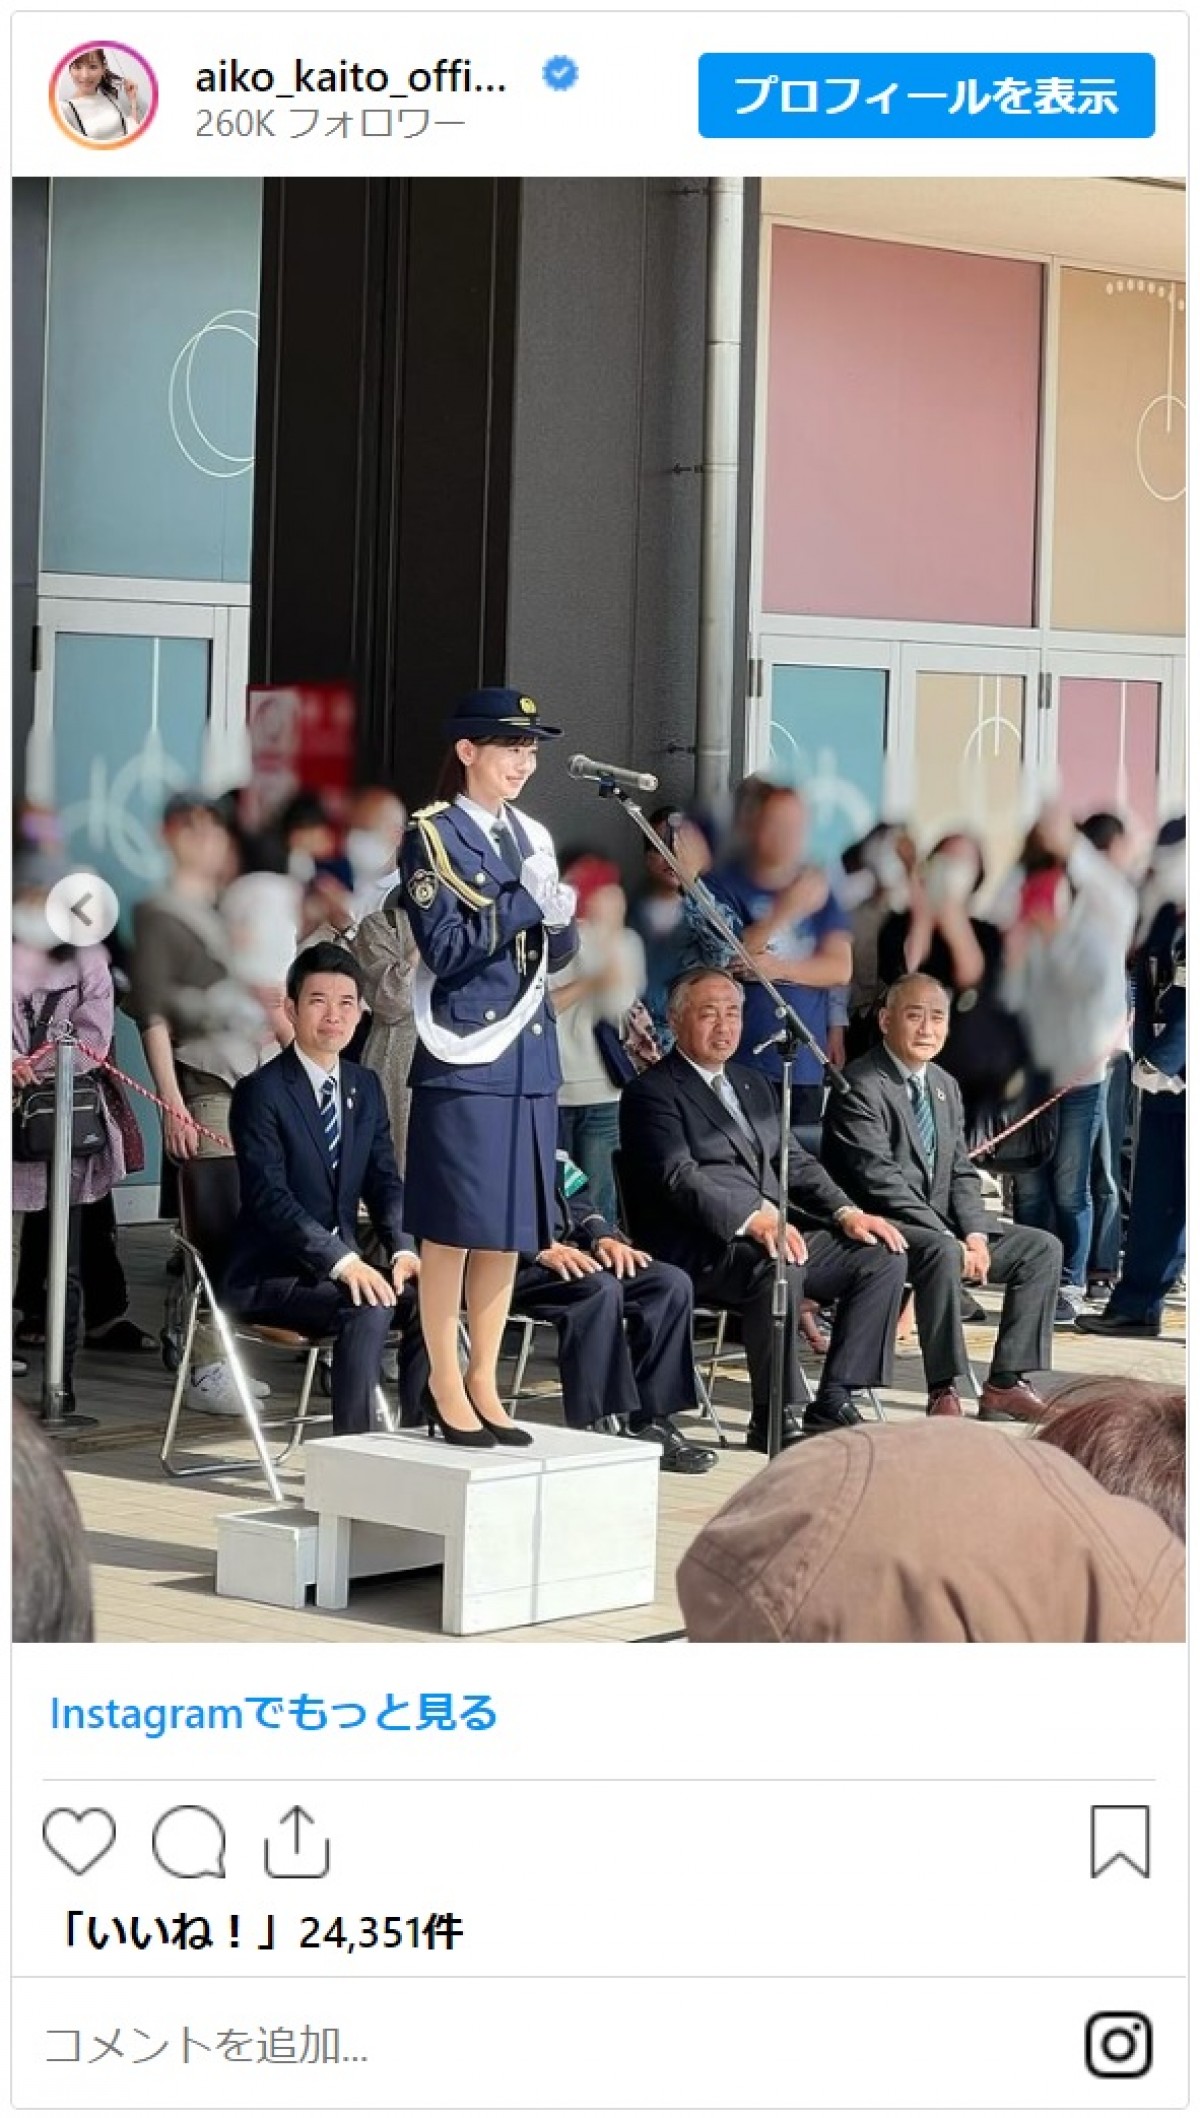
[412,954,548,1066]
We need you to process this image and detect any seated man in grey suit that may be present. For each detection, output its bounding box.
[822,972,1061,1420]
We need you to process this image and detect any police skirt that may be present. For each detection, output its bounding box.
[405,1087,557,1253]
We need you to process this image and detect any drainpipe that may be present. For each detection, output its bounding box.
[695,176,745,808]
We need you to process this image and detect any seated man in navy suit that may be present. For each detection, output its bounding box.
[224,943,427,1435]
[504,1151,716,1474]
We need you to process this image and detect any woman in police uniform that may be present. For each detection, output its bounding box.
[400,688,578,1446]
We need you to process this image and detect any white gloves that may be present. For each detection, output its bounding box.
[1132,1057,1185,1095]
[519,853,577,932]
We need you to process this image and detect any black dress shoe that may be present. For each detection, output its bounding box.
[1075,1311,1162,1340]
[745,1406,807,1453]
[631,1418,718,1474]
[803,1396,866,1435]
[960,1291,987,1323]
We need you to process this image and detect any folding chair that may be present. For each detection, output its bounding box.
[160,1159,394,1503]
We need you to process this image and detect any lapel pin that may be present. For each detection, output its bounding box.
[934,1087,946,1102]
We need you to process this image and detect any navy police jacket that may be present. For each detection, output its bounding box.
[400,799,578,1095]
[1134,903,1186,1081]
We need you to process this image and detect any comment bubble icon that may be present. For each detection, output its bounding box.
[152,1805,227,1880]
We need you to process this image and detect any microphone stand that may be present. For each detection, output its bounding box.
[587,777,848,1461]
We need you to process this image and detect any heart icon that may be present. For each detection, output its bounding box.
[43,1807,117,1875]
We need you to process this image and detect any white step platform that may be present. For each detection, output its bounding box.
[216,1506,442,1611]
[303,1425,662,1635]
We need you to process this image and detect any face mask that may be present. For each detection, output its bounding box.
[871,844,905,892]
[346,829,396,883]
[288,849,316,885]
[926,854,978,908]
[12,905,57,951]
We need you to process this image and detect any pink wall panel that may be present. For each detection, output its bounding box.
[1057,678,1160,828]
[763,227,1042,624]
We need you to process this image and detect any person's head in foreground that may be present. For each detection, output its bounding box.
[677,1422,1184,1643]
[12,1401,94,1642]
[1035,1380,1185,1545]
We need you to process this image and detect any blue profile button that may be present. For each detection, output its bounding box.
[697,54,1156,138]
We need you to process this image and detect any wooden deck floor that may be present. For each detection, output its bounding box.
[20,1225,1186,1646]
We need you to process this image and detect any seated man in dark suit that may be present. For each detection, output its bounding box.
[619,968,908,1450]
[506,1151,717,1474]
[224,943,428,1435]
[822,972,1061,1420]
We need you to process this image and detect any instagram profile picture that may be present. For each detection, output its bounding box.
[51,42,157,148]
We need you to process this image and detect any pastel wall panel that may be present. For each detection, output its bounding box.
[768,662,888,863]
[1051,270,1185,635]
[1056,678,1161,829]
[763,227,1042,625]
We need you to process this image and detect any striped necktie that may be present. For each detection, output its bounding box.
[908,1074,936,1166]
[320,1073,341,1170]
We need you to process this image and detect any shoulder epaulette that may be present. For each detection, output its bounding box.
[412,802,450,822]
[412,809,492,912]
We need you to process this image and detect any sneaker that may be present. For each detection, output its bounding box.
[185,1363,271,1416]
[1053,1288,1085,1327]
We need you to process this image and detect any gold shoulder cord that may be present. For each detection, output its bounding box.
[414,815,496,932]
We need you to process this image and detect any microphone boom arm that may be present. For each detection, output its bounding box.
[590,782,847,1094]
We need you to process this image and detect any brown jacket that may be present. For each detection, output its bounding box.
[678,1422,1185,1644]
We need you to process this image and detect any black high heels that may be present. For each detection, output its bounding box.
[467,1390,534,1447]
[425,1392,496,1449]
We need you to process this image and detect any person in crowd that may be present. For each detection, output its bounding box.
[269,789,356,941]
[1035,1379,1185,1544]
[877,829,1020,1140]
[823,972,1061,1420]
[344,786,409,920]
[399,687,578,1448]
[628,806,714,1049]
[619,968,908,1452]
[1078,813,1142,1302]
[12,855,132,1414]
[693,785,851,1135]
[549,856,646,1227]
[58,47,143,142]
[351,879,420,1176]
[223,943,428,1434]
[836,822,917,1060]
[675,1421,1185,1643]
[1003,802,1138,1324]
[1078,818,1185,1342]
[12,1402,94,1642]
[500,1150,716,1473]
[128,794,287,1416]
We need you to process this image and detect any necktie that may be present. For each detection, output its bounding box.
[320,1074,341,1171]
[714,1071,756,1146]
[908,1074,936,1166]
[492,821,522,877]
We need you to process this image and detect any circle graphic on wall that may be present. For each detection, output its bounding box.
[50,42,158,149]
[168,311,259,479]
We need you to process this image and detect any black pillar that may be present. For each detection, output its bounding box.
[250,177,519,807]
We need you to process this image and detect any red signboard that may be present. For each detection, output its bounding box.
[242,683,357,831]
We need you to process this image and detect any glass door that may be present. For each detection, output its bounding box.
[758,637,900,866]
[1042,650,1181,833]
[31,599,222,1203]
[894,644,1041,890]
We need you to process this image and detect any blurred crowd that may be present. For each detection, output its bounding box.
[12,772,1186,1410]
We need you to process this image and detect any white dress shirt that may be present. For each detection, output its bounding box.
[291,1044,415,1282]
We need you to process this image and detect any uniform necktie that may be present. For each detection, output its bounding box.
[320,1074,341,1170]
[714,1071,756,1146]
[492,821,522,877]
[908,1074,936,1166]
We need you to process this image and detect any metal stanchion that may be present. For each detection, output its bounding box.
[41,1030,97,1433]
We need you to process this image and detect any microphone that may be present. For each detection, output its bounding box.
[568,754,659,794]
